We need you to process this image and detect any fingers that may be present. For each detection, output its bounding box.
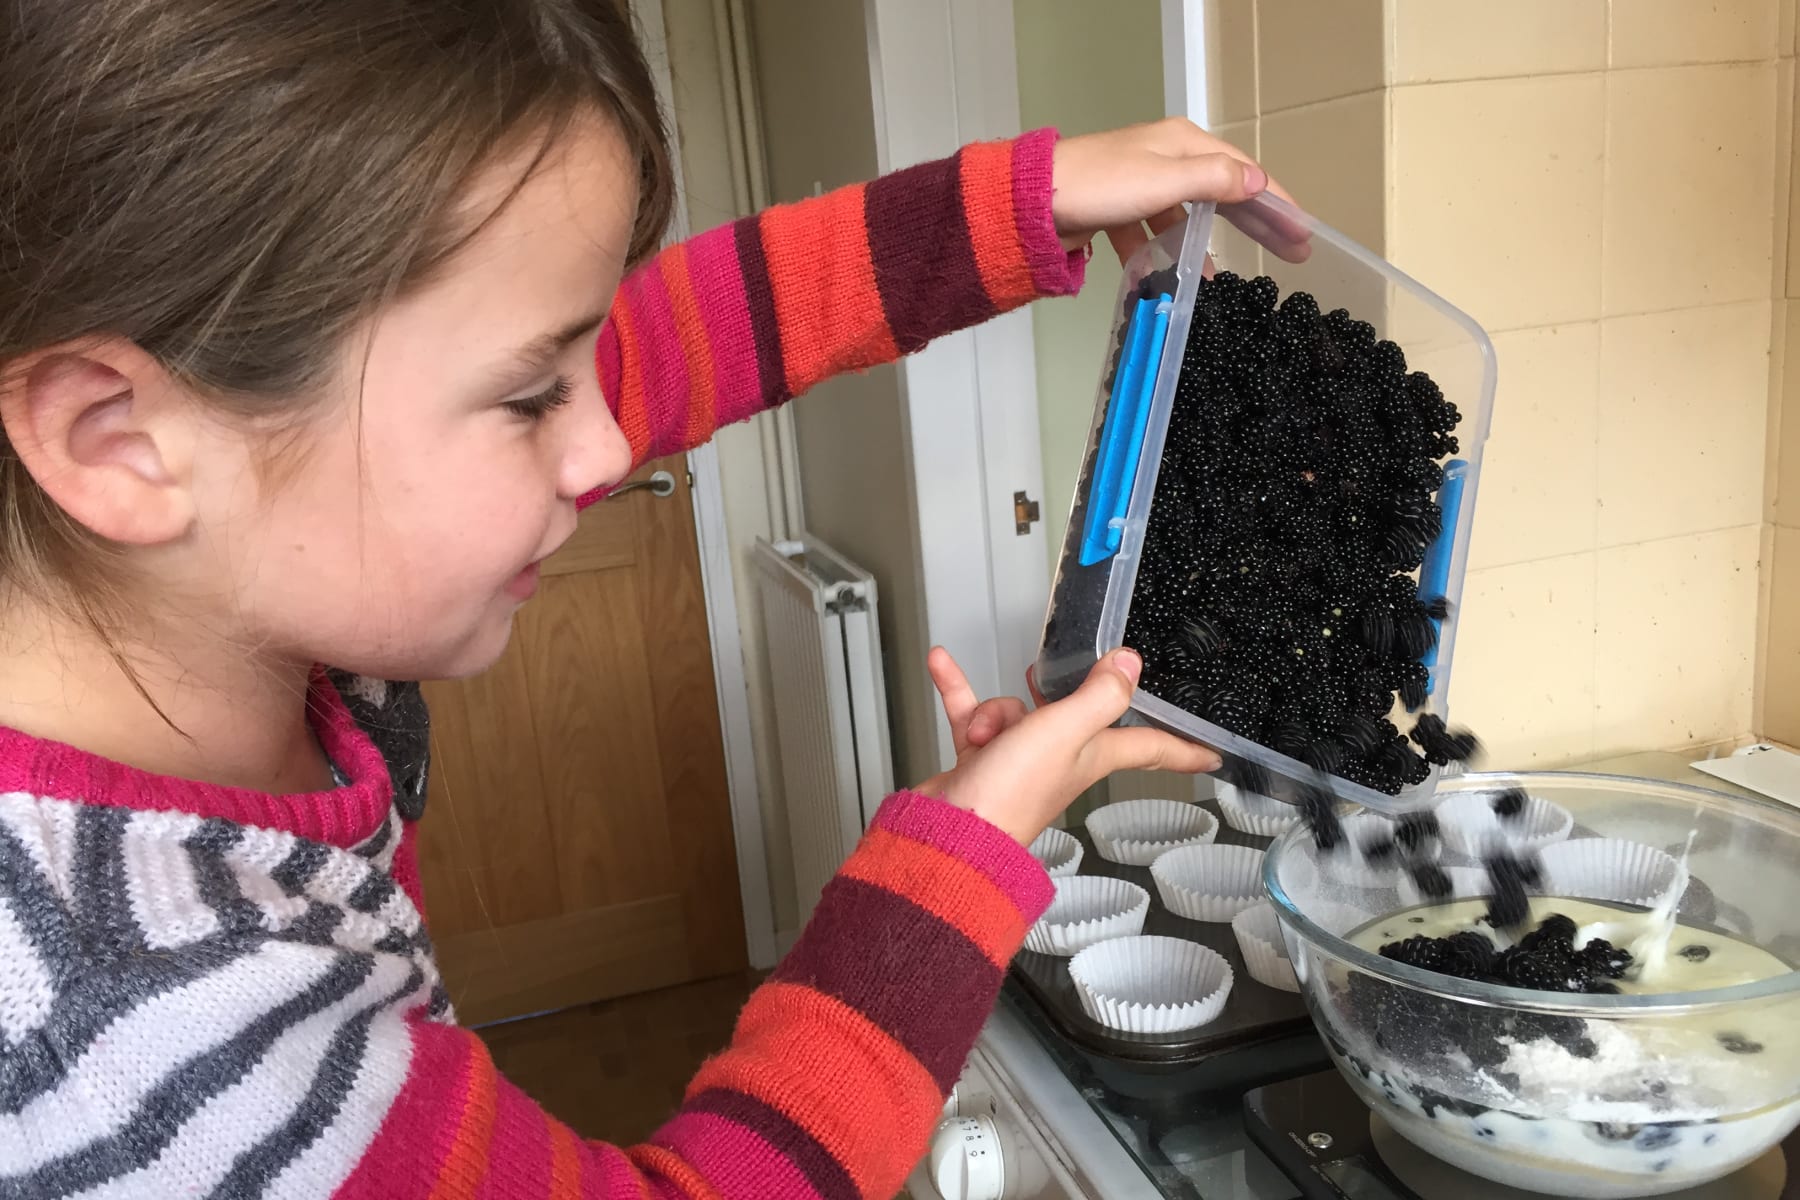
[965,696,1028,748]
[1084,726,1223,778]
[1146,205,1187,236]
[1043,648,1143,737]
[926,646,979,752]
[1103,221,1149,267]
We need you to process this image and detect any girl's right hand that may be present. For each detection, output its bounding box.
[914,647,1221,846]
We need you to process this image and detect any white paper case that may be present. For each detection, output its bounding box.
[1027,827,1084,878]
[1150,843,1266,922]
[1086,798,1219,866]
[1537,838,1678,907]
[1215,783,1302,837]
[1068,935,1234,1033]
[1438,790,1573,858]
[1231,901,1298,992]
[1024,876,1150,956]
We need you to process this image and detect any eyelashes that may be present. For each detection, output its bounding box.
[502,376,574,421]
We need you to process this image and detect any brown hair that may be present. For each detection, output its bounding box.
[0,0,672,611]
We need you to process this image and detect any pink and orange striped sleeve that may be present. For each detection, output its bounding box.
[578,128,1085,506]
[335,793,1052,1200]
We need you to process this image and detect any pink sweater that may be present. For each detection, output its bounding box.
[0,130,1084,1198]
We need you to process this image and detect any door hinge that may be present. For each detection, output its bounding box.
[1013,490,1041,536]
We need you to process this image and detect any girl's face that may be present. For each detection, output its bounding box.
[196,117,641,681]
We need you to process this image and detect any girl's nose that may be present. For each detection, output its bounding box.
[559,379,633,501]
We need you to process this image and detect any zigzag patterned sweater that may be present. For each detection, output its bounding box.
[0,129,1084,1198]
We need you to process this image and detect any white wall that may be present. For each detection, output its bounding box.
[744,0,943,794]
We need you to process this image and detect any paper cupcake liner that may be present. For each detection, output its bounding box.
[1023,876,1150,956]
[1027,827,1084,879]
[1231,901,1299,992]
[1396,864,1491,908]
[1438,789,1573,858]
[1068,935,1234,1033]
[1536,838,1678,907]
[1150,843,1266,922]
[1215,783,1302,837]
[1086,798,1219,866]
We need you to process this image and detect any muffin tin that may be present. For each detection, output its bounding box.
[1011,796,1314,1065]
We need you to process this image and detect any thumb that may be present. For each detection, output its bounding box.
[1167,151,1268,206]
[1053,649,1142,735]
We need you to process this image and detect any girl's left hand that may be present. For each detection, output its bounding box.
[1051,118,1305,265]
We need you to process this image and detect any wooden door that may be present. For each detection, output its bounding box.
[415,456,747,1027]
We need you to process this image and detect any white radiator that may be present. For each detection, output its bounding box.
[753,536,895,923]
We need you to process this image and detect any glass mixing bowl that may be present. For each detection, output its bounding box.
[1263,772,1800,1198]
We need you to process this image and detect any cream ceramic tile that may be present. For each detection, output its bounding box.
[1776,60,1794,297]
[1465,325,1601,570]
[1389,0,1606,84]
[1763,525,1800,743]
[1611,0,1780,67]
[1789,65,1800,296]
[1768,301,1788,524]
[1213,119,1259,160]
[1595,527,1760,753]
[1449,554,1597,768]
[1779,305,1800,524]
[1259,93,1386,251]
[1603,65,1778,316]
[1206,0,1259,124]
[1388,76,1605,332]
[1786,0,1798,55]
[1597,303,1771,546]
[1256,0,1384,113]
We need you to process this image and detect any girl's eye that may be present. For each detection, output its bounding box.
[502,376,574,421]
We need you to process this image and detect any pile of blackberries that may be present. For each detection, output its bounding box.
[1379,913,1633,995]
[1121,270,1480,796]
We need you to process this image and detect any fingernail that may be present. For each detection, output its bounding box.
[1115,649,1142,684]
[1244,164,1268,194]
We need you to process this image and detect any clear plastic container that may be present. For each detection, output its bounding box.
[1036,192,1498,816]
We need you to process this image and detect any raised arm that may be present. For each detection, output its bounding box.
[581,127,1084,502]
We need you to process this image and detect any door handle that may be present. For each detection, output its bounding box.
[610,470,677,500]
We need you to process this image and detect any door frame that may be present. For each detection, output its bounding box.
[638,0,779,970]
[863,0,1053,770]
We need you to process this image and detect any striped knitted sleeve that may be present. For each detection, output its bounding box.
[579,127,1085,504]
[336,792,1051,1200]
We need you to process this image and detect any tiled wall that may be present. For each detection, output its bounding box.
[1210,1,1786,767]
[1768,9,1800,746]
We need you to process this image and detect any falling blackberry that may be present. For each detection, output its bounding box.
[1121,270,1482,799]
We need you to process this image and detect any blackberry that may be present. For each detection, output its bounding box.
[1395,812,1441,854]
[1678,943,1710,963]
[1718,1033,1764,1055]
[1407,862,1454,899]
[1492,787,1528,819]
[1483,853,1537,929]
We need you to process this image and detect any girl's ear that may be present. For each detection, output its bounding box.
[0,339,199,546]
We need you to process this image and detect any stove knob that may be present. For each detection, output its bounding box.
[926,1114,1007,1200]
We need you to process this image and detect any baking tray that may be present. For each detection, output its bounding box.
[1009,798,1318,1070]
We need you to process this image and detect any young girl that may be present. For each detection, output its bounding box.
[0,3,1277,1196]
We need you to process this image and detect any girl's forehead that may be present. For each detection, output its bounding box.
[374,119,639,374]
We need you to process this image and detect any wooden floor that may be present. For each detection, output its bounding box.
[482,970,761,1146]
